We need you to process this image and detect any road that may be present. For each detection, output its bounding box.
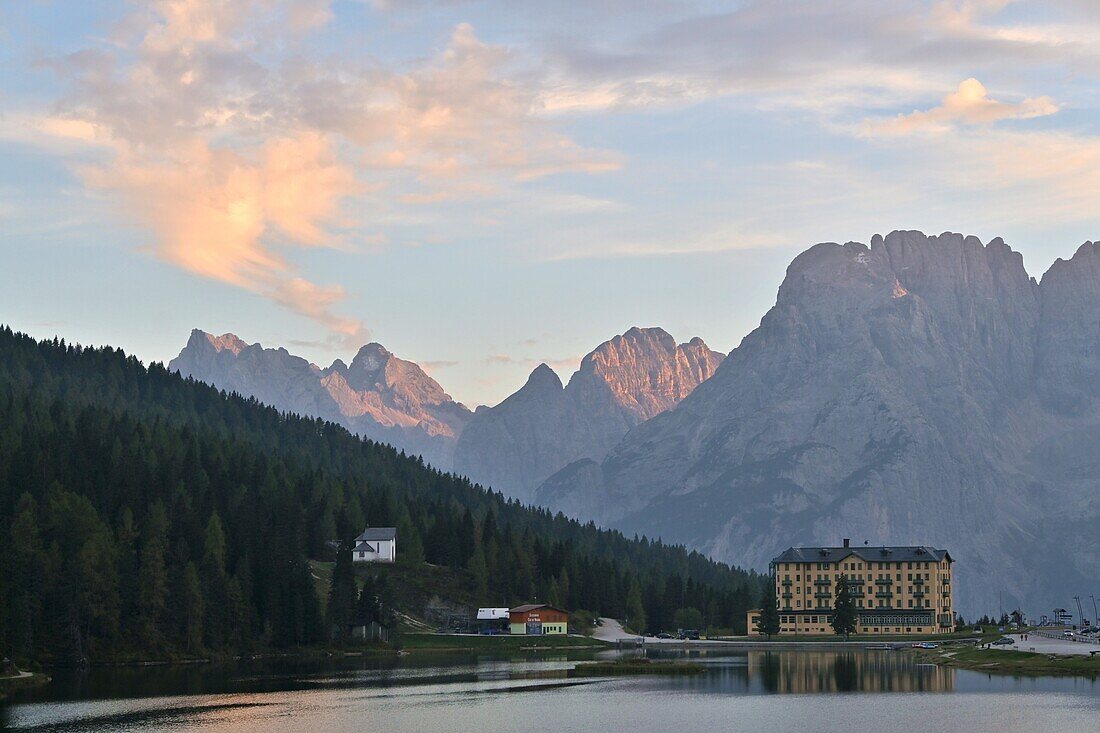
[1006,632,1100,656]
[593,618,696,644]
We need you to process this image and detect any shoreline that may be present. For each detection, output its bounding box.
[909,645,1100,678]
[0,671,52,700]
[18,634,611,672]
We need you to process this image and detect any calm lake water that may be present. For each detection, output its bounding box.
[4,648,1098,733]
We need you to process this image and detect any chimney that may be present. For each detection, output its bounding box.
[843,538,850,548]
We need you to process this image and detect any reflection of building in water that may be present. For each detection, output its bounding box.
[745,650,955,693]
[747,540,955,636]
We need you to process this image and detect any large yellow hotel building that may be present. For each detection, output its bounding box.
[747,540,955,636]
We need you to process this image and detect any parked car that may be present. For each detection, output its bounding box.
[655,632,673,639]
[678,629,701,640]
[992,637,1015,646]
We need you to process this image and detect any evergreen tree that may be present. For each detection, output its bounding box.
[398,516,425,565]
[327,541,358,640]
[831,574,858,640]
[467,546,489,598]
[756,580,781,639]
[181,562,204,653]
[625,579,647,633]
[136,502,170,647]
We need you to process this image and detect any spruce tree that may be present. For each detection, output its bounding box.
[327,541,358,641]
[831,574,858,640]
[625,579,647,634]
[831,572,858,638]
[756,579,781,639]
[467,546,489,598]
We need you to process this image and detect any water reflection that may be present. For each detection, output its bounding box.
[746,650,954,693]
[8,649,1100,733]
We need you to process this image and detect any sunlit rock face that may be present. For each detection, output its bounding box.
[536,231,1100,614]
[169,330,471,468]
[452,327,723,502]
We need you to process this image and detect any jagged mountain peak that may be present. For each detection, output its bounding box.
[1041,240,1100,285]
[351,342,393,370]
[453,326,723,502]
[569,326,724,422]
[189,328,250,355]
[525,363,565,391]
[169,330,470,468]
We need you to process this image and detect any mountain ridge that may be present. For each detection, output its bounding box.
[451,326,724,502]
[535,230,1100,614]
[169,329,472,467]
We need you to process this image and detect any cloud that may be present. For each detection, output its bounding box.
[485,353,582,372]
[532,0,1099,118]
[862,78,1059,136]
[29,3,617,344]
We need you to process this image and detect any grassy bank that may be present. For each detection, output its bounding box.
[571,659,705,677]
[912,645,1100,677]
[400,633,608,652]
[0,672,51,700]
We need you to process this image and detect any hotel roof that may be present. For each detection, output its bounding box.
[772,545,951,564]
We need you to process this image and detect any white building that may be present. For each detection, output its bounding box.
[353,527,396,563]
[476,608,509,621]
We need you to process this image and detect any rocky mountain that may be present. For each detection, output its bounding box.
[452,327,724,502]
[169,330,471,467]
[535,231,1100,614]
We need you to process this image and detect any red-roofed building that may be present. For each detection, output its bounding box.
[509,604,569,635]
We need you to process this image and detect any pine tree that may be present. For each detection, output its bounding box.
[181,562,204,653]
[626,579,647,634]
[327,541,358,640]
[831,574,858,639]
[756,579,781,639]
[467,546,489,598]
[136,502,170,646]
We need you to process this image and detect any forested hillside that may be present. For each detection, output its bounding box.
[0,327,761,666]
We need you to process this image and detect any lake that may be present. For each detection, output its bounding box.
[4,648,1099,732]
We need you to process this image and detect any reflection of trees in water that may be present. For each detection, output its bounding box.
[833,653,859,692]
[746,651,955,694]
[759,651,781,693]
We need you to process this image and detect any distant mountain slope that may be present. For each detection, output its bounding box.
[452,327,724,502]
[169,330,471,468]
[536,231,1100,614]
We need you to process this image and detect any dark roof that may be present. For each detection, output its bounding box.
[510,603,569,615]
[772,545,952,564]
[355,527,396,542]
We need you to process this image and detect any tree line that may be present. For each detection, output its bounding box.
[0,327,764,665]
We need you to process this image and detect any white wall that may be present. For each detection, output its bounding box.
[353,538,396,563]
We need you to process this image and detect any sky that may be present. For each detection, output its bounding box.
[2,0,1100,408]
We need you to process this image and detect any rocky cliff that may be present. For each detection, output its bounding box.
[169,330,471,467]
[536,231,1100,614]
[452,327,723,502]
